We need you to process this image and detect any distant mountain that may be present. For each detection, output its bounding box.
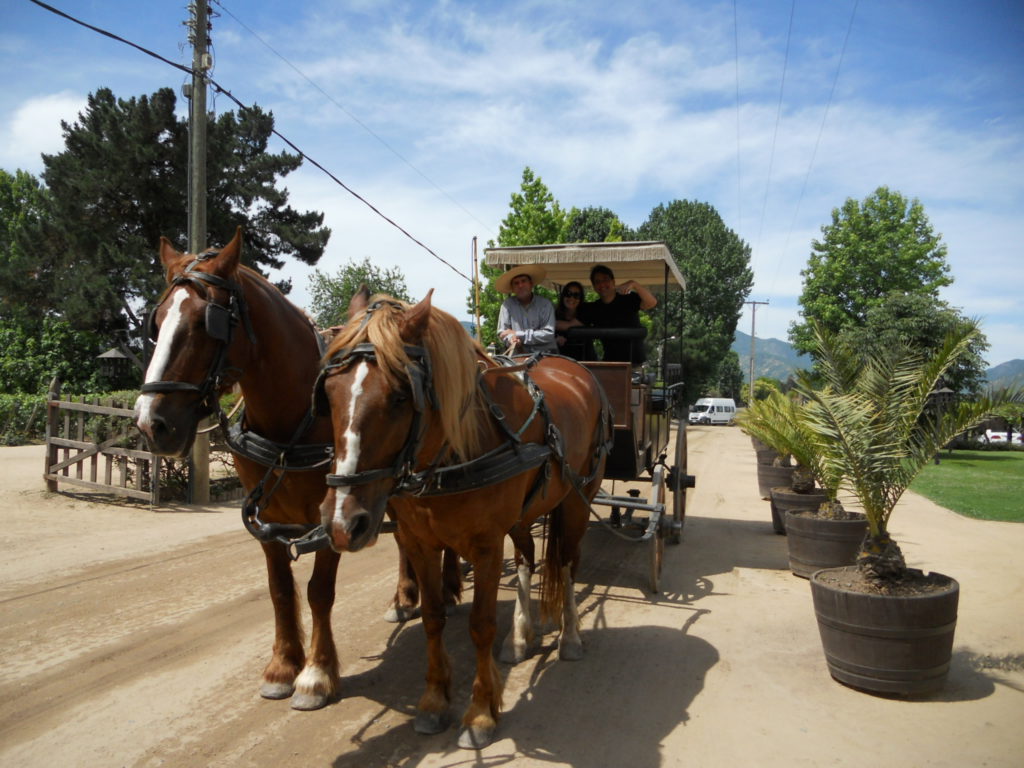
[732,330,810,383]
[731,332,1023,389]
[985,359,1024,389]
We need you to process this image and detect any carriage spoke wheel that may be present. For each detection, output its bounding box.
[649,466,666,593]
[667,418,689,545]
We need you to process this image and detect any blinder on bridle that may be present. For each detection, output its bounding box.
[140,249,255,409]
[145,300,234,345]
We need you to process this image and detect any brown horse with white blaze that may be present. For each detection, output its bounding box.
[319,290,611,749]
[134,228,454,710]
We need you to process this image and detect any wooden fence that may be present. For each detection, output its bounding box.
[44,378,165,503]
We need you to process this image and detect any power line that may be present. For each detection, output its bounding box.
[210,0,495,238]
[26,0,472,283]
[768,0,859,297]
[754,0,795,267]
[733,0,742,239]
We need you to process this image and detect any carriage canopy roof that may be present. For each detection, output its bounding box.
[483,241,685,291]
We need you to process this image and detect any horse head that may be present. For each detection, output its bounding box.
[317,289,437,552]
[135,227,250,457]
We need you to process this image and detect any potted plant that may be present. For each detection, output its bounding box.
[798,322,1016,694]
[738,391,867,572]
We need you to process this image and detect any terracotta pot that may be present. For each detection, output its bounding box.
[757,464,793,502]
[784,510,868,578]
[810,566,959,695]
[769,486,827,534]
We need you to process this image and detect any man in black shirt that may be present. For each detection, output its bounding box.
[575,265,657,365]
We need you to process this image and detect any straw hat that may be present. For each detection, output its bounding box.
[493,264,547,294]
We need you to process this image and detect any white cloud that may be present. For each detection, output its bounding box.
[0,92,85,175]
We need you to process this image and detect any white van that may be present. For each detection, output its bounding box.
[688,397,737,425]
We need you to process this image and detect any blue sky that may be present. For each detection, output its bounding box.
[3,0,1022,366]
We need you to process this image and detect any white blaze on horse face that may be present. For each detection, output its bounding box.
[332,361,370,526]
[134,288,189,427]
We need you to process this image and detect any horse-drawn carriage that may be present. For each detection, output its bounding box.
[137,231,695,749]
[483,241,695,592]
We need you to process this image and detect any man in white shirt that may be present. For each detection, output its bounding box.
[494,264,557,355]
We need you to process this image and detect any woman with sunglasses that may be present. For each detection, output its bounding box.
[554,281,594,360]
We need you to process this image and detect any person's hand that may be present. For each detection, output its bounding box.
[617,280,637,295]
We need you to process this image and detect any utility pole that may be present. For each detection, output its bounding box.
[745,299,769,404]
[186,1,212,503]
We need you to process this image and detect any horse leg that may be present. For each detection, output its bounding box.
[499,524,538,663]
[291,547,342,710]
[404,539,452,735]
[259,542,305,699]
[384,546,421,623]
[386,545,461,623]
[554,496,589,662]
[441,546,463,614]
[458,542,505,750]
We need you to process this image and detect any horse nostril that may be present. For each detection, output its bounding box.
[349,512,371,543]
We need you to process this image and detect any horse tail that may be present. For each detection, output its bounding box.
[540,505,567,624]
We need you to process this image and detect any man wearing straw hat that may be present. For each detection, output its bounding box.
[494,264,558,355]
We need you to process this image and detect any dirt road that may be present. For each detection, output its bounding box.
[1,427,1022,767]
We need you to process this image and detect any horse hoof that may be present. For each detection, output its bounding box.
[384,604,421,623]
[259,681,295,700]
[413,710,451,735]
[290,691,330,711]
[558,641,584,661]
[458,724,496,750]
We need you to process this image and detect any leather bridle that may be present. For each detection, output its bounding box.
[140,250,255,415]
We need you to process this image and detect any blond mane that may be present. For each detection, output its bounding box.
[324,295,487,461]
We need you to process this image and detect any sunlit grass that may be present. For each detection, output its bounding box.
[911,450,1024,522]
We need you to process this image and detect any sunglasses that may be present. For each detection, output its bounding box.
[563,291,582,299]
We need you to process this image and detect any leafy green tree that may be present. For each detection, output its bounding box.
[471,167,565,346]
[752,376,783,401]
[790,186,952,354]
[25,87,329,342]
[495,167,567,247]
[564,206,625,243]
[714,349,744,401]
[308,258,412,328]
[0,317,104,394]
[0,169,54,327]
[634,200,754,406]
[838,292,988,395]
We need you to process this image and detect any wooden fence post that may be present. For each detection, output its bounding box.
[45,376,61,492]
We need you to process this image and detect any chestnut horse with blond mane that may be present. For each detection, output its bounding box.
[319,290,611,749]
[134,228,457,710]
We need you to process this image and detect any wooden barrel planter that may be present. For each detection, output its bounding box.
[810,566,959,695]
[757,464,793,502]
[784,511,868,578]
[768,486,827,534]
[755,446,780,466]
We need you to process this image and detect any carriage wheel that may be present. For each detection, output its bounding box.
[649,466,666,593]
[668,418,689,545]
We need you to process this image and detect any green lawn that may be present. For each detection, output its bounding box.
[911,450,1024,523]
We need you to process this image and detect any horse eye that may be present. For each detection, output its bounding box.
[391,390,410,406]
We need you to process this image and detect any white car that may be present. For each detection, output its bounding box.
[975,429,1023,445]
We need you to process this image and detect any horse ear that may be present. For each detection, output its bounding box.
[401,290,433,343]
[214,226,243,273]
[159,237,186,270]
[348,285,371,319]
